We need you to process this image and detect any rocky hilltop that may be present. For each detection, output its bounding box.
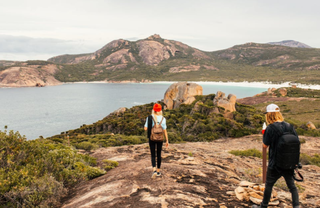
[0,61,61,87]
[48,34,210,66]
[62,136,320,208]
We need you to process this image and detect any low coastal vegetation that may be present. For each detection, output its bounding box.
[48,94,265,147]
[0,129,107,207]
[253,88,320,136]
[274,87,320,98]
[49,89,320,149]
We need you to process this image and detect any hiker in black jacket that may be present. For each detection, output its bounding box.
[252,104,300,208]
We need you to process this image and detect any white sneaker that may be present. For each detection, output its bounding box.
[151,171,157,178]
[157,172,161,177]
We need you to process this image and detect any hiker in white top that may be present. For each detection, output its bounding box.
[144,103,169,178]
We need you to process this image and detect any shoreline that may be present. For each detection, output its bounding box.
[64,81,320,90]
[2,80,320,90]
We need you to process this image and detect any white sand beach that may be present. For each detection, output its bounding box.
[153,81,320,90]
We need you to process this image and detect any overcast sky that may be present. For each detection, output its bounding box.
[1,0,319,61]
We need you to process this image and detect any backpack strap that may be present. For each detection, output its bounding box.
[159,117,164,125]
[147,115,152,139]
[269,123,283,137]
[151,116,157,124]
[152,116,164,126]
[293,169,304,182]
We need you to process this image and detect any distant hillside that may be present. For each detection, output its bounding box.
[47,35,320,84]
[268,40,312,48]
[211,42,320,84]
[2,35,320,87]
[48,34,215,82]
[0,60,61,87]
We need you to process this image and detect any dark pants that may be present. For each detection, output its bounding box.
[261,167,299,208]
[149,140,163,169]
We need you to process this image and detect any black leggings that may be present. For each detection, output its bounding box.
[262,167,299,207]
[149,140,163,169]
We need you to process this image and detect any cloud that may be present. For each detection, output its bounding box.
[0,35,95,53]
[0,35,99,61]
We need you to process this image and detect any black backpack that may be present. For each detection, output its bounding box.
[269,123,300,170]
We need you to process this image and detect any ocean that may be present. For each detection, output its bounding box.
[0,82,268,140]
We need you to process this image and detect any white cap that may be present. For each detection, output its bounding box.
[264,104,280,114]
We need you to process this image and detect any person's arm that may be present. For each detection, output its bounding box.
[263,126,271,149]
[163,129,169,148]
[144,117,148,131]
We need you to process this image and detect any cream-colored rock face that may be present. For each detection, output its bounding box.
[137,40,171,65]
[213,91,237,113]
[103,49,137,64]
[0,64,61,87]
[164,82,203,109]
[306,121,316,130]
[278,87,287,96]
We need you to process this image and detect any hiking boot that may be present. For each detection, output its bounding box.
[151,171,157,178]
[156,172,161,177]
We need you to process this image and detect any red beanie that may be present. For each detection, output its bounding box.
[153,103,162,112]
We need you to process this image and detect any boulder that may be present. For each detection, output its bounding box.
[112,107,127,115]
[213,91,237,113]
[164,82,203,110]
[306,121,316,130]
[278,88,287,96]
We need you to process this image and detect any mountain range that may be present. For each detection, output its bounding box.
[1,35,320,87]
[268,40,312,48]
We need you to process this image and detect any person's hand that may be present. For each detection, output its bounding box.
[165,141,169,148]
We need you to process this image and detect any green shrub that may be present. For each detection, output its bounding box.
[0,130,105,207]
[299,138,306,144]
[102,159,119,171]
[300,153,320,167]
[75,141,99,151]
[86,166,106,179]
[229,149,263,159]
[167,131,183,143]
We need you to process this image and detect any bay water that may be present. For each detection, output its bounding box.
[0,82,267,140]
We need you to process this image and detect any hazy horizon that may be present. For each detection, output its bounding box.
[1,0,319,61]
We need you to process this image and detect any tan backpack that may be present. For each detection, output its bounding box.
[150,116,164,142]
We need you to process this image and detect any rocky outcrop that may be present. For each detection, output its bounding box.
[234,181,279,205]
[137,40,171,66]
[164,82,203,110]
[213,91,237,112]
[103,49,137,64]
[62,136,320,208]
[306,121,316,130]
[48,34,211,68]
[111,107,127,116]
[278,87,287,96]
[0,64,62,87]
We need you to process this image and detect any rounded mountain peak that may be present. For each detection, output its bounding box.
[147,34,162,40]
